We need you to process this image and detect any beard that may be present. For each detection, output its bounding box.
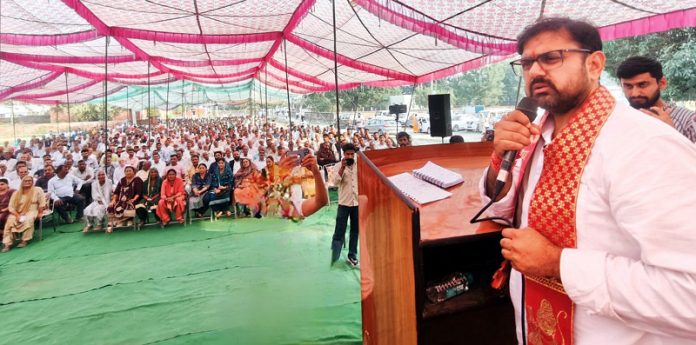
[528,65,595,116]
[529,78,589,115]
[628,90,660,109]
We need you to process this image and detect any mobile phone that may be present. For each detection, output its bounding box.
[287,148,310,165]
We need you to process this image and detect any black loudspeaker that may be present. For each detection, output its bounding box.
[389,104,407,115]
[428,94,452,137]
[388,104,398,115]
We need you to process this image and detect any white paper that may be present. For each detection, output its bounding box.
[412,161,465,188]
[389,173,452,205]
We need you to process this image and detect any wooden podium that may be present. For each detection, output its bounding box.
[358,142,516,345]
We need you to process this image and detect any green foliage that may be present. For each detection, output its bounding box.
[300,87,395,112]
[301,61,520,112]
[604,28,696,101]
[51,104,123,122]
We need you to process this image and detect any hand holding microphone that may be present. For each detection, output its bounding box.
[493,98,541,161]
[487,97,539,199]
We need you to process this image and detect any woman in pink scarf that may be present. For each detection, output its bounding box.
[156,169,185,226]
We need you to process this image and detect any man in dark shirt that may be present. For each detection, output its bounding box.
[35,164,55,191]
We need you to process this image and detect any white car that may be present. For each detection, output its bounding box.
[451,114,480,132]
[363,118,399,134]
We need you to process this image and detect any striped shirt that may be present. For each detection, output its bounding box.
[667,102,696,143]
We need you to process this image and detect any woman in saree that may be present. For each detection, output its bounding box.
[233,158,262,217]
[261,156,279,184]
[233,158,258,188]
[156,169,185,226]
[0,178,15,234]
[191,163,211,218]
[209,158,233,218]
[107,166,143,232]
[2,175,46,252]
[83,170,112,232]
[137,168,161,227]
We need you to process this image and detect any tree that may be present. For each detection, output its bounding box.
[604,27,696,101]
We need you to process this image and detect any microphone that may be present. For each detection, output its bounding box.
[493,97,538,197]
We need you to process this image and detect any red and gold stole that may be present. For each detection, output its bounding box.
[524,86,615,345]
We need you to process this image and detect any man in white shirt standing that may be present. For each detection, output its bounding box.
[330,143,359,268]
[48,164,85,224]
[481,17,696,344]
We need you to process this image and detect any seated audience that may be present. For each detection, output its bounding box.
[0,178,15,239]
[156,169,185,226]
[83,170,112,232]
[136,168,161,227]
[209,158,234,218]
[191,163,211,218]
[107,166,142,232]
[2,175,46,252]
[48,164,85,224]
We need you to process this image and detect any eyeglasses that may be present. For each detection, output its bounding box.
[510,49,593,76]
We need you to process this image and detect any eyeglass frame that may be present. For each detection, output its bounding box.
[510,48,594,76]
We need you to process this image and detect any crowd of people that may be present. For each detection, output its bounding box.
[0,117,419,253]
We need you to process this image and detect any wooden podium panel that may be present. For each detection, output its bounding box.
[358,142,515,345]
[365,143,501,244]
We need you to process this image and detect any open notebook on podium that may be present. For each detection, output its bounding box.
[388,161,465,204]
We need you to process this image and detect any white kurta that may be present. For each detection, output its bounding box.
[479,102,696,344]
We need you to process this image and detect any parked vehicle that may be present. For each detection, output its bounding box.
[363,118,399,134]
[451,113,481,132]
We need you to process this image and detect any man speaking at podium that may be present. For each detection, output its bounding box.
[478,17,696,344]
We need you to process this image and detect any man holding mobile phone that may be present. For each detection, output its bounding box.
[617,56,696,142]
[330,143,359,268]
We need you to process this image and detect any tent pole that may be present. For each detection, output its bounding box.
[104,36,109,149]
[10,101,16,143]
[264,69,269,125]
[181,79,185,119]
[283,39,292,128]
[147,62,151,138]
[126,86,129,125]
[65,73,72,141]
[250,80,254,125]
[332,0,342,159]
[165,74,170,130]
[407,82,416,122]
[258,78,263,128]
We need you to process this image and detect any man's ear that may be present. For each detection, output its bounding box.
[658,76,668,91]
[587,51,606,84]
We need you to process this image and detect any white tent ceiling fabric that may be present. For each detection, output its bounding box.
[0,0,694,105]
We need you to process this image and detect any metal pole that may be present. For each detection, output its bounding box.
[165,74,170,130]
[147,62,151,138]
[10,101,16,143]
[181,79,185,119]
[104,36,109,148]
[264,68,269,125]
[65,73,72,139]
[406,82,416,129]
[332,0,342,159]
[283,38,292,127]
[258,78,263,128]
[249,80,254,124]
[126,86,129,125]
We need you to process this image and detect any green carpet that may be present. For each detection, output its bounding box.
[0,203,362,345]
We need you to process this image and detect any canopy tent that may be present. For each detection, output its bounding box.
[88,80,294,111]
[1,0,695,106]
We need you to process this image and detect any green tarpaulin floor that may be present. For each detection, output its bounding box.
[0,204,362,345]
